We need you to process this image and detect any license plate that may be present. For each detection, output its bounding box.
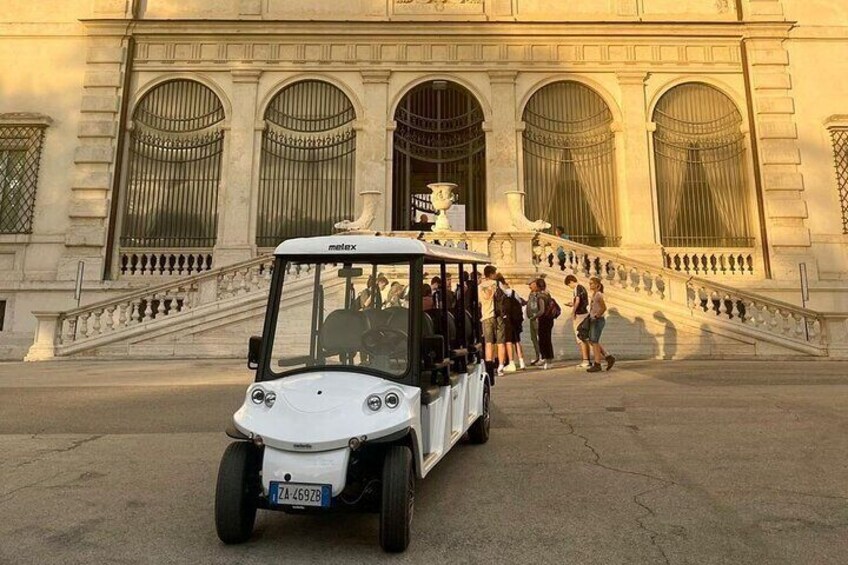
[269,482,332,508]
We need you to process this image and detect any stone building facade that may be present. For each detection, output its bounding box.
[1,0,847,359]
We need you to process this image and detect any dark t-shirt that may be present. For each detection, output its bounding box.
[573,285,589,316]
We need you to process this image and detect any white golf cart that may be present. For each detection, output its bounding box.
[215,235,493,552]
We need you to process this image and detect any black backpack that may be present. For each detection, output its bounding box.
[507,293,524,326]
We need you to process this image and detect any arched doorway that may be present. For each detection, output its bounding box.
[392,80,486,231]
[121,79,225,250]
[522,81,620,247]
[652,83,753,248]
[257,80,357,246]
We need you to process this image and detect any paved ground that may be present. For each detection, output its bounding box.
[1,359,847,565]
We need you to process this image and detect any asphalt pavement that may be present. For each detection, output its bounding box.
[1,359,847,564]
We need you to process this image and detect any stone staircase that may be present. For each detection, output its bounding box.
[25,232,848,361]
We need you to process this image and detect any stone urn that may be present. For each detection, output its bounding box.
[427,182,458,232]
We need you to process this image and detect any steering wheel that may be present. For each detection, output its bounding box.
[361,328,408,356]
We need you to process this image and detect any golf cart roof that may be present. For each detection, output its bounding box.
[274,235,490,264]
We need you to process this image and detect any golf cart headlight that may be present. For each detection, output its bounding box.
[384,392,400,409]
[366,394,382,411]
[250,387,266,405]
[264,392,276,408]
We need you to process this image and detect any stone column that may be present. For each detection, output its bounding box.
[486,71,520,232]
[616,72,661,263]
[359,70,391,231]
[214,69,261,267]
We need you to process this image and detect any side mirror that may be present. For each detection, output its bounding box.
[247,336,262,370]
[422,335,445,368]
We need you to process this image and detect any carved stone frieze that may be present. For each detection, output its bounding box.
[133,39,741,69]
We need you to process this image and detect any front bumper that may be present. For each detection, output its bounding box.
[262,446,351,498]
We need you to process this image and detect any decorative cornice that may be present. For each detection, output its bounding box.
[0,113,53,127]
[616,71,649,85]
[361,70,392,83]
[230,68,262,83]
[488,70,518,84]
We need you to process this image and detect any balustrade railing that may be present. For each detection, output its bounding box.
[25,232,843,360]
[53,255,277,350]
[662,248,758,277]
[532,233,825,349]
[118,249,214,277]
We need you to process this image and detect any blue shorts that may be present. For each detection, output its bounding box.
[589,317,606,343]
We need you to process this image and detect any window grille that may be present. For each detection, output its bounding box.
[829,127,848,234]
[392,81,486,231]
[0,125,47,234]
[522,81,620,247]
[120,80,225,249]
[257,80,357,247]
[653,83,754,248]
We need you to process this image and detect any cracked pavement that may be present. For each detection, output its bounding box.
[1,359,847,564]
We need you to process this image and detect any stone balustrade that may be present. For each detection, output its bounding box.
[662,248,760,277]
[26,254,276,360]
[118,249,215,277]
[532,233,827,352]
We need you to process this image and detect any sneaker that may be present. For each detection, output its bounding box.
[529,358,541,366]
[497,365,505,376]
[503,362,517,373]
[542,361,550,370]
[519,359,527,370]
[577,360,591,368]
[605,355,616,371]
[587,363,602,373]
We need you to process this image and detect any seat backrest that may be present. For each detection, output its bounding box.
[319,309,369,355]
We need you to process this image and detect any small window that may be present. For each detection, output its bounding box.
[0,300,6,331]
[829,127,848,234]
[0,116,49,234]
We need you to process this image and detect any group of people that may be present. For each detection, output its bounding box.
[350,264,616,375]
[479,265,615,376]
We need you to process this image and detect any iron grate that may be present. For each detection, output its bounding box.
[830,128,848,234]
[0,125,47,234]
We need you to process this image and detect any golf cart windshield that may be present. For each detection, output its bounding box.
[269,259,413,379]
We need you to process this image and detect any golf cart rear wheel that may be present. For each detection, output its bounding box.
[215,441,261,544]
[468,380,491,444]
[380,445,414,552]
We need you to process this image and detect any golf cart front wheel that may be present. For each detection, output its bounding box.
[380,445,414,552]
[215,441,261,544]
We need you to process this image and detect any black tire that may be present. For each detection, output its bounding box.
[379,445,414,553]
[468,380,491,444]
[215,441,261,544]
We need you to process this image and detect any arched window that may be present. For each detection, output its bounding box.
[653,83,753,248]
[257,80,356,246]
[392,80,487,231]
[121,79,225,249]
[522,81,619,247]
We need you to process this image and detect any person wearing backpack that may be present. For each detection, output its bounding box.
[534,278,557,370]
[495,275,527,372]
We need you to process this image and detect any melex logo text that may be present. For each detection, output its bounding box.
[328,244,357,251]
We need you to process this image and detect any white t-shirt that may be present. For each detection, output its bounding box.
[479,279,497,321]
